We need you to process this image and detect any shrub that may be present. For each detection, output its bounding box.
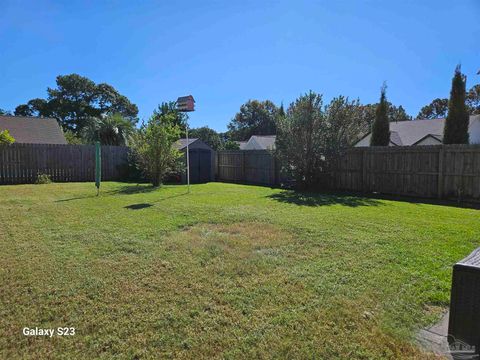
[35,173,52,184]
[130,113,182,187]
[0,129,15,145]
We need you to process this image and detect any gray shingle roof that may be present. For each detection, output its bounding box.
[174,138,199,150]
[355,116,480,146]
[389,131,403,146]
[244,135,276,150]
[0,116,67,144]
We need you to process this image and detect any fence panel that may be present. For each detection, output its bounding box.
[217,150,277,186]
[331,145,480,201]
[0,143,129,185]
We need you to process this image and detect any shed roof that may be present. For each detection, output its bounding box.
[174,138,199,150]
[0,116,67,144]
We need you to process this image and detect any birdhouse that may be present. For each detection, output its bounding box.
[176,95,195,112]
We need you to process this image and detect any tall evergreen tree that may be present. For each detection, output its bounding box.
[370,83,390,146]
[443,65,469,144]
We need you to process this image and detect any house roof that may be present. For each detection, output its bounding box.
[412,133,443,145]
[174,138,199,150]
[245,135,276,150]
[355,116,480,147]
[389,131,403,146]
[0,116,67,144]
[236,141,248,150]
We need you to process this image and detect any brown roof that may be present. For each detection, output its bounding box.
[0,116,67,144]
[176,95,195,103]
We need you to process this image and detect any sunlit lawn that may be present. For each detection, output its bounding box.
[1,182,479,359]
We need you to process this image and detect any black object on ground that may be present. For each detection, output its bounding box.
[448,247,480,359]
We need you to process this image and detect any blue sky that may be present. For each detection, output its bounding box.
[1,1,479,132]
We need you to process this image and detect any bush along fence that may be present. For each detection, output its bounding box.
[0,143,129,184]
[217,145,480,202]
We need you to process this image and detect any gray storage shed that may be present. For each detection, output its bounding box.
[175,138,215,183]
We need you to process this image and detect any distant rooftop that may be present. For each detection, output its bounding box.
[0,115,67,144]
[355,115,480,147]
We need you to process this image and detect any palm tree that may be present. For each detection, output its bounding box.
[83,114,135,145]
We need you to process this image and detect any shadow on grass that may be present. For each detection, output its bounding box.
[109,184,159,195]
[123,193,188,210]
[124,203,153,210]
[56,195,97,202]
[267,190,382,207]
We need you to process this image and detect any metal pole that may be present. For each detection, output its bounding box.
[185,123,190,193]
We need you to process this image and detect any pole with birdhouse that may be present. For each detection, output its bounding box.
[176,95,195,193]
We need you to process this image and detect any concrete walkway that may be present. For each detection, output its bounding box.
[416,311,452,359]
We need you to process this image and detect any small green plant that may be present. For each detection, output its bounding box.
[35,173,52,184]
[0,129,15,145]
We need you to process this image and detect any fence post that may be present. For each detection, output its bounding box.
[242,151,246,183]
[362,149,367,192]
[216,152,219,181]
[437,146,445,199]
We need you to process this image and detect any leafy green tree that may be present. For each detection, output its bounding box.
[0,108,12,115]
[131,113,182,187]
[324,96,370,155]
[14,74,138,133]
[361,101,410,125]
[370,84,390,146]
[417,84,479,119]
[417,98,449,119]
[466,84,480,115]
[152,102,188,132]
[82,114,135,146]
[224,140,240,150]
[0,130,15,144]
[444,65,469,144]
[389,104,411,122]
[64,130,84,144]
[189,126,223,150]
[227,100,278,140]
[275,91,325,189]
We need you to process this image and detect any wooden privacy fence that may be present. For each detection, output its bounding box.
[217,150,279,186]
[217,145,480,202]
[0,143,129,184]
[328,145,480,201]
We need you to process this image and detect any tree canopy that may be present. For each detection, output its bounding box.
[189,126,223,150]
[152,101,188,133]
[227,100,278,141]
[14,74,138,134]
[82,114,135,146]
[417,83,479,119]
[417,98,449,119]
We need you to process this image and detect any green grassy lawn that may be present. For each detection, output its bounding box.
[1,182,479,359]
